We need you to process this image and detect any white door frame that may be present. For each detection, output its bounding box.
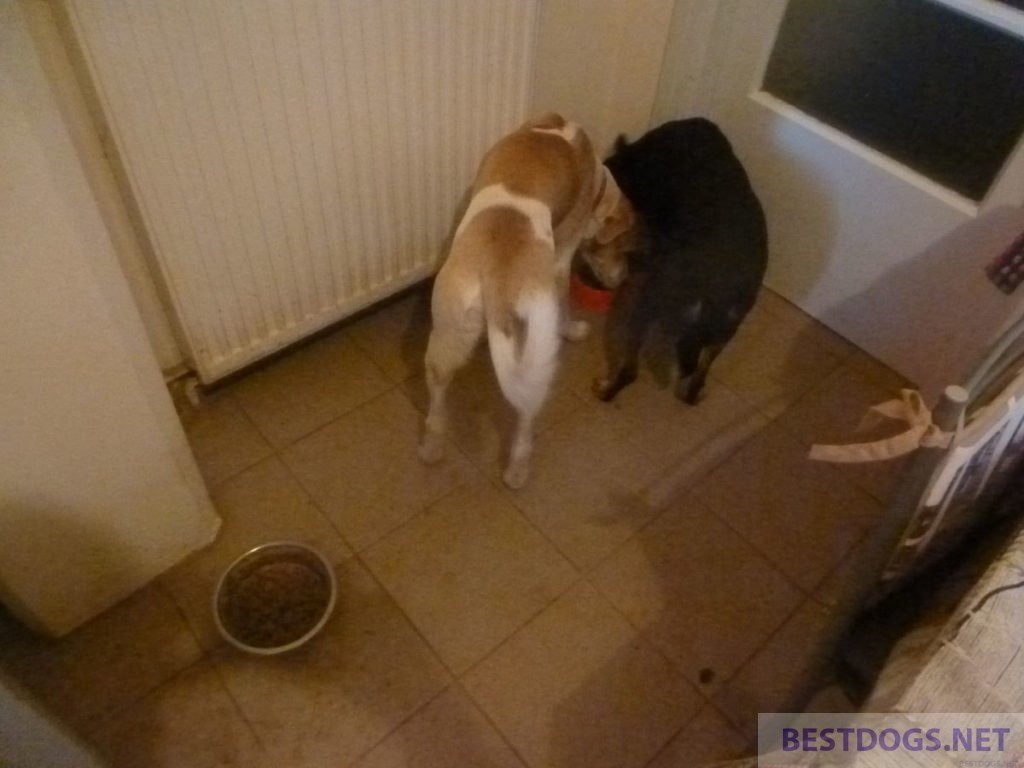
[654,0,1024,211]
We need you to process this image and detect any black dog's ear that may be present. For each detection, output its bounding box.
[605,134,629,162]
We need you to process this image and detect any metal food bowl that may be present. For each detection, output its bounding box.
[213,542,337,655]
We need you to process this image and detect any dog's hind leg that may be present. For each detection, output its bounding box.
[419,308,482,465]
[674,319,712,404]
[676,301,749,404]
[593,316,649,402]
[505,406,539,490]
[593,278,650,402]
[675,328,703,380]
[488,293,560,490]
[676,342,726,405]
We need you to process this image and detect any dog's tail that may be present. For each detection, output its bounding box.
[484,287,560,418]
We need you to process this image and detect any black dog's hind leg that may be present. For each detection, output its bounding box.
[675,326,703,380]
[594,278,651,402]
[594,324,645,401]
[676,342,726,405]
[676,300,750,405]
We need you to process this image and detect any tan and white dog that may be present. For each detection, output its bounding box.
[418,113,632,488]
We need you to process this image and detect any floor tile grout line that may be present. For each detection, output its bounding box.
[265,375,499,558]
[271,382,499,582]
[227,342,398,451]
[179,391,273,493]
[352,492,591,732]
[703,695,756,757]
[750,287,860,360]
[451,573,704,768]
[352,423,702,697]
[80,652,229,747]
[495,419,664,558]
[227,400,484,686]
[340,680,456,767]
[75,585,210,741]
[769,353,896,436]
[480,373,772,583]
[708,591,827,735]
[575,407,774,584]
[448,568,583,677]
[708,474,874,602]
[452,571,587,685]
[699,494,815,601]
[346,427,493,556]
[567,576,711,767]
[275,379,407,452]
[158,576,209,662]
[351,448,588,680]
[450,678,534,768]
[578,568,711,700]
[400,364,595,461]
[737,398,895,510]
[692,420,878,597]
[184,338,485,694]
[450,571,706,746]
[710,320,851,410]
[274,435,369,557]
[580,555,767,710]
[419,372,596,569]
[205,650,272,756]
[730,354,911,493]
[477,469,585,580]
[639,702,708,768]
[350,544,461,682]
[346,321,410,385]
[806,526,874,611]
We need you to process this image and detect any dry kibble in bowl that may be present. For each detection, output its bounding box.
[214,542,336,654]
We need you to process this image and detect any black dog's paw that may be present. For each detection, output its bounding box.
[592,377,618,402]
[674,378,704,406]
[595,367,639,402]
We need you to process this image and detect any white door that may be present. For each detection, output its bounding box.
[654,0,1024,395]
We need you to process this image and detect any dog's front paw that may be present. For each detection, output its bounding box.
[560,319,590,342]
[502,459,530,490]
[418,431,446,464]
[592,377,617,402]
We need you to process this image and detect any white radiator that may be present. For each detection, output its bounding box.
[67,0,538,382]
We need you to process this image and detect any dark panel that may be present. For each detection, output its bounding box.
[763,0,1024,200]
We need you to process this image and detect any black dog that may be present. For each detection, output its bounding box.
[579,118,768,404]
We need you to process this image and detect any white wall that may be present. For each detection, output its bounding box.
[531,0,675,155]
[0,0,219,636]
[26,0,186,374]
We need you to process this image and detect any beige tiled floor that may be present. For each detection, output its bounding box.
[0,284,910,767]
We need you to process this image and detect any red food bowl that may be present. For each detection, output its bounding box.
[570,271,613,314]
